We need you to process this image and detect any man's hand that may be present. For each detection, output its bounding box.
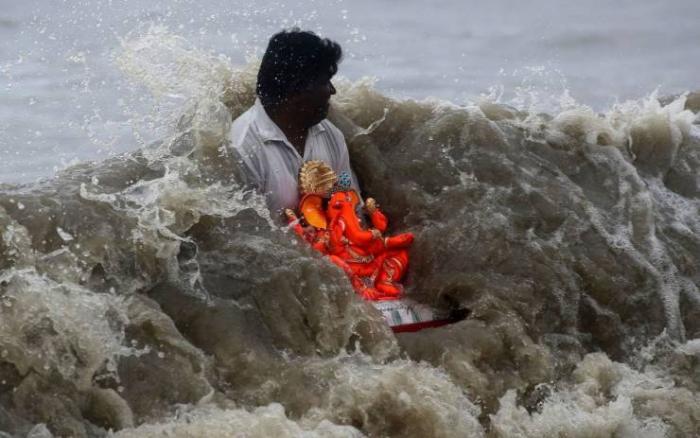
[369,228,382,240]
[284,209,298,221]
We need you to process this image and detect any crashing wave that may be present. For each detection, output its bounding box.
[0,27,699,437]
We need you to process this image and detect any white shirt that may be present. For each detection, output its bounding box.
[229,99,360,216]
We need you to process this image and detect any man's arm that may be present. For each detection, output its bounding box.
[228,146,263,192]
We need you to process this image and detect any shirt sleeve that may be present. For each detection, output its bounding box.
[233,138,268,194]
[227,146,258,191]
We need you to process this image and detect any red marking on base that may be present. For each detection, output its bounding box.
[390,318,455,333]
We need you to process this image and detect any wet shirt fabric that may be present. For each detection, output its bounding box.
[229,99,360,217]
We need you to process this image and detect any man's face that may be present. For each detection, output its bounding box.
[291,73,336,126]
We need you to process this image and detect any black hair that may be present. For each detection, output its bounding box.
[256,29,342,108]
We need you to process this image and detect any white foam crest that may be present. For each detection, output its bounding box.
[116,24,234,101]
[480,66,578,120]
[639,178,700,341]
[113,25,247,155]
[575,177,687,339]
[79,168,269,290]
[25,424,53,438]
[301,355,484,437]
[497,86,696,163]
[112,403,364,438]
[0,269,132,389]
[490,352,692,437]
[0,205,35,268]
[646,175,700,239]
[545,106,627,149]
[607,92,696,146]
[525,94,699,340]
[676,338,700,356]
[491,389,667,438]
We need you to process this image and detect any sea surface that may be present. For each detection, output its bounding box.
[1,1,700,437]
[1,0,700,182]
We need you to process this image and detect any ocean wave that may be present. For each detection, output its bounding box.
[0,28,699,437]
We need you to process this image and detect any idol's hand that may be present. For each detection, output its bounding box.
[365,197,378,214]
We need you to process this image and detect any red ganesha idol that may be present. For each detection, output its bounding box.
[285,160,414,301]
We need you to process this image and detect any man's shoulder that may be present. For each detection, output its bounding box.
[318,119,346,144]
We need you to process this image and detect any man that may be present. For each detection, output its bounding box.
[230,29,360,218]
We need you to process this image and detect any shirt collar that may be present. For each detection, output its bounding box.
[253,98,326,144]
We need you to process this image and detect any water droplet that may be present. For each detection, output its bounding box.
[56,227,74,242]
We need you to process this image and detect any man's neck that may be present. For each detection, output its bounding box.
[266,106,308,156]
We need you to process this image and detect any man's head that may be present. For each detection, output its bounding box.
[257,29,342,126]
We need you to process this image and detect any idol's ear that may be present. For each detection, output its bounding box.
[300,194,327,229]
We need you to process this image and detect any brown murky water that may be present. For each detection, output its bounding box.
[1,28,700,438]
